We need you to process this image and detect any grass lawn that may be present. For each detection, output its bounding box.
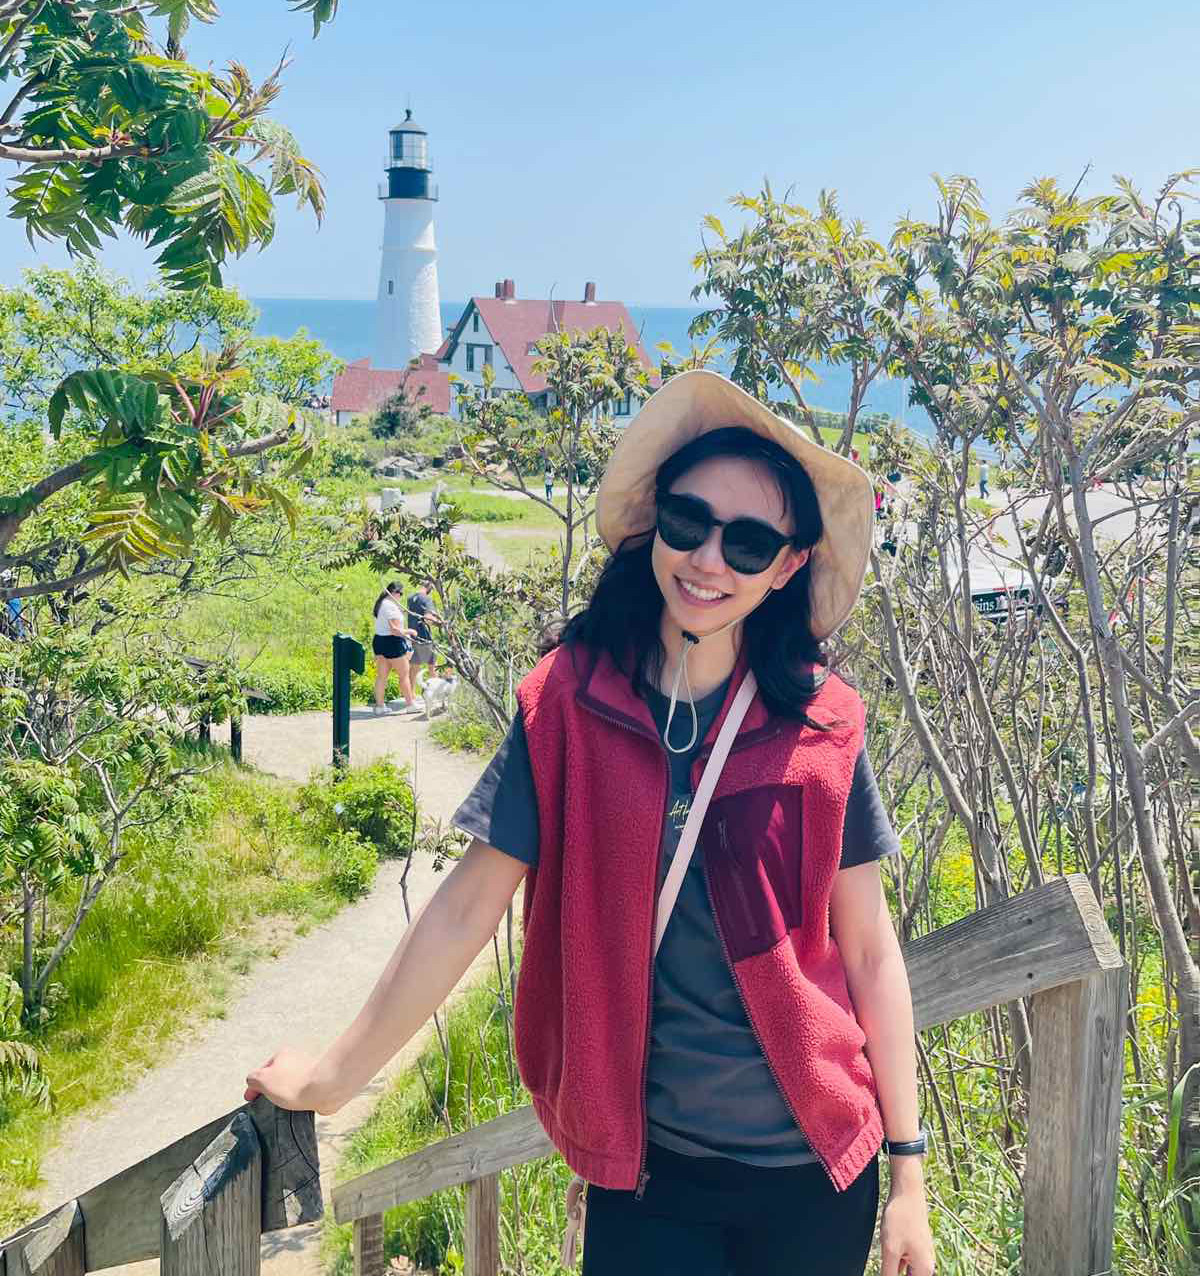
[0,751,361,1231]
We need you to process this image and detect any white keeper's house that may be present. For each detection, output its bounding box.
[330,110,657,426]
[434,279,656,420]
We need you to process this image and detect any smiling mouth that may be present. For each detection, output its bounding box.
[676,577,730,604]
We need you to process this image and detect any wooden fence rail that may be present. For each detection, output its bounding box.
[331,874,1126,1276]
[0,874,1127,1276]
[0,1096,322,1275]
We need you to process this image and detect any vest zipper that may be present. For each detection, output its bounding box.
[701,856,835,1187]
[576,698,667,1202]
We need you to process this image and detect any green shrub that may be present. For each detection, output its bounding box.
[246,666,330,714]
[324,830,378,901]
[299,759,416,859]
[429,686,502,755]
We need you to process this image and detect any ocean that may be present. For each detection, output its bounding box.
[251,296,922,430]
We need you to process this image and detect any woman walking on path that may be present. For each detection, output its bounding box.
[371,581,419,715]
[247,371,935,1276]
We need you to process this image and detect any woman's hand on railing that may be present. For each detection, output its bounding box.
[244,1046,340,1115]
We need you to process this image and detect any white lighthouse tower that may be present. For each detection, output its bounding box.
[374,109,441,368]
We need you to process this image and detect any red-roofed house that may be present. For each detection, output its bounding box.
[330,280,657,426]
[439,279,656,419]
[330,352,451,426]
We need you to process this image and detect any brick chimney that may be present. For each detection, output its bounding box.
[583,281,596,303]
[503,278,516,302]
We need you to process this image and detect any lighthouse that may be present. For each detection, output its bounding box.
[374,109,441,368]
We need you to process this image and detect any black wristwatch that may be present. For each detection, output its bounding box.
[883,1125,930,1156]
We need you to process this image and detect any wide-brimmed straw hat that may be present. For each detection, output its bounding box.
[595,369,875,640]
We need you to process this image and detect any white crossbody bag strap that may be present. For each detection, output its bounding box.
[561,670,758,1268]
[653,669,757,954]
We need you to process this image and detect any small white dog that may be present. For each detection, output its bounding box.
[420,670,458,719]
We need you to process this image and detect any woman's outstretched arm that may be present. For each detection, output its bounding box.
[244,839,527,1114]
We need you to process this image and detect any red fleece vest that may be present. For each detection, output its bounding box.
[513,642,885,1193]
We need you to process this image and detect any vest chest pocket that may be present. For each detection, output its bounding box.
[701,784,804,963]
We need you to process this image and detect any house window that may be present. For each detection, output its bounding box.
[614,392,632,416]
[472,312,480,333]
[465,343,493,372]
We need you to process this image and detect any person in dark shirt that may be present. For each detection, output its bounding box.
[406,578,441,671]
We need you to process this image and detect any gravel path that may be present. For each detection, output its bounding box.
[26,514,510,1273]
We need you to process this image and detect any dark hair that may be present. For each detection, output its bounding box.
[373,580,405,617]
[560,427,828,720]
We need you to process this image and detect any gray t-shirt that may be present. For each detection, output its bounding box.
[452,675,899,1166]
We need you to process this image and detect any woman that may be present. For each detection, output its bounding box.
[246,372,935,1276]
[371,581,419,715]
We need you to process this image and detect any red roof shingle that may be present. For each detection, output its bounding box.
[454,297,656,393]
[331,354,451,417]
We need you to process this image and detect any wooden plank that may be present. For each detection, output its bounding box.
[352,1215,385,1276]
[2,1202,84,1276]
[0,1102,320,1270]
[160,1112,262,1276]
[464,1175,500,1276]
[1024,966,1126,1276]
[333,1107,552,1224]
[902,875,1122,1032]
[247,1096,323,1231]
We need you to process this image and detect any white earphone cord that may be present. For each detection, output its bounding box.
[662,614,745,755]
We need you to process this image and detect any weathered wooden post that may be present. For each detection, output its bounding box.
[2,1201,84,1276]
[160,1111,262,1275]
[230,714,243,763]
[352,1214,385,1276]
[1025,964,1127,1276]
[464,1174,500,1276]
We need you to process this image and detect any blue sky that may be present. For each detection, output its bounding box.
[0,0,1195,305]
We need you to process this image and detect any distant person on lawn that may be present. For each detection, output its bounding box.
[545,462,554,502]
[978,459,989,500]
[407,578,441,674]
[371,581,419,715]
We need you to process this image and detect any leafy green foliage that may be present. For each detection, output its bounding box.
[691,186,900,453]
[322,829,378,901]
[299,759,417,860]
[0,265,337,420]
[0,623,239,1023]
[1,3,332,289]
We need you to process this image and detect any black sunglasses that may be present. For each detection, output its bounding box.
[655,492,798,576]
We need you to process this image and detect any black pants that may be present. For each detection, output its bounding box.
[582,1142,879,1276]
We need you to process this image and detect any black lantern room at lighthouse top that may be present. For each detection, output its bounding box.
[382,109,437,201]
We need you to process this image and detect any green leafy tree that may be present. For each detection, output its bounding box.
[695,170,1200,1269]
[0,3,341,608]
[0,1,333,288]
[690,188,903,454]
[371,365,435,441]
[0,265,340,416]
[885,172,1200,1243]
[454,326,651,615]
[0,625,240,1023]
